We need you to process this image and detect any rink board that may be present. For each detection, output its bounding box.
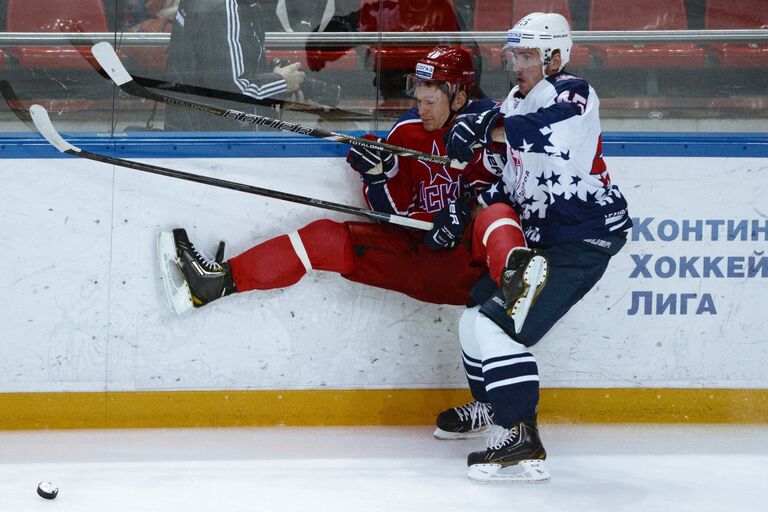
[0,152,766,427]
[1,388,766,429]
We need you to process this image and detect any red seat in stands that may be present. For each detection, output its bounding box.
[122,1,174,71]
[6,0,109,69]
[705,0,768,68]
[360,0,461,71]
[473,0,514,32]
[472,0,514,68]
[589,0,706,69]
[511,0,590,68]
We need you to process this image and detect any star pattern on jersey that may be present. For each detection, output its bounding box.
[422,140,453,185]
[517,125,561,157]
[485,181,502,199]
[500,79,632,245]
[519,168,616,221]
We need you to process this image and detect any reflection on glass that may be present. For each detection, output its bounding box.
[0,0,765,134]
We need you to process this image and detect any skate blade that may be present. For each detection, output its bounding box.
[508,255,548,334]
[156,231,194,315]
[468,459,550,484]
[433,426,492,440]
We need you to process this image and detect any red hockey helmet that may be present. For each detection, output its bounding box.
[405,46,476,99]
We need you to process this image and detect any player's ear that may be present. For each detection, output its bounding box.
[451,89,468,112]
[547,51,562,75]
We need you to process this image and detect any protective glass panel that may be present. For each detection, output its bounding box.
[0,0,766,134]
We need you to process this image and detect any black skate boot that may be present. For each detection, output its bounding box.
[157,228,237,314]
[434,401,495,440]
[500,248,548,334]
[466,421,549,483]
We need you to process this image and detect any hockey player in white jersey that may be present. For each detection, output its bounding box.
[439,12,632,483]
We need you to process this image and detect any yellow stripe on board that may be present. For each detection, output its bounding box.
[1,388,766,430]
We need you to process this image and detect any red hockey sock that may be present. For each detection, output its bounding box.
[472,204,526,286]
[228,219,355,291]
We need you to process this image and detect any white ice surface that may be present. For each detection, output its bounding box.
[1,424,766,512]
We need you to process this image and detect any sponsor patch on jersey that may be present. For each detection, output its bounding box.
[506,31,522,44]
[415,63,435,79]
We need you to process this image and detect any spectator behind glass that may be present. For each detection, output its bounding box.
[163,0,305,131]
[274,0,336,32]
[121,0,180,71]
[259,0,366,75]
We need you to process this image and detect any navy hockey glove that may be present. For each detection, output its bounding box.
[346,134,397,186]
[424,197,472,250]
[444,107,502,163]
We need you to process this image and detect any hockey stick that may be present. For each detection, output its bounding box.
[89,63,287,110]
[0,80,34,129]
[68,37,357,115]
[90,42,462,169]
[26,104,433,231]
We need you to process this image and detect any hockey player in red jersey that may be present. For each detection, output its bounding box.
[158,46,545,336]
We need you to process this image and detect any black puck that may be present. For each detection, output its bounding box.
[37,481,58,500]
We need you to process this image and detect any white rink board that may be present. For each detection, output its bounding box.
[0,156,766,392]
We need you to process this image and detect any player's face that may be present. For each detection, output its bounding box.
[413,83,452,132]
[506,48,544,95]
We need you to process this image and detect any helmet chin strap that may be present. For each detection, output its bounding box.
[442,110,458,129]
[442,86,468,128]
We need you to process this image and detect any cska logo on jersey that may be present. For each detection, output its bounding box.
[426,140,453,185]
[417,140,463,212]
[419,175,464,212]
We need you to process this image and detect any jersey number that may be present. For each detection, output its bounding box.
[556,90,587,114]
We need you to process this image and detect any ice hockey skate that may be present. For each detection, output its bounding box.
[157,228,236,315]
[467,421,550,483]
[434,401,495,440]
[500,248,548,334]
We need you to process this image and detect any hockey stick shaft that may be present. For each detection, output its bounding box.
[27,104,433,231]
[69,37,358,115]
[90,42,461,169]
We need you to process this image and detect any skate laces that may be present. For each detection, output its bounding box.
[190,245,223,272]
[486,424,519,450]
[455,401,493,429]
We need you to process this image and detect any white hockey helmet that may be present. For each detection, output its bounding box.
[502,12,572,74]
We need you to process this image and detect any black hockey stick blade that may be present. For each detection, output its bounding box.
[90,42,464,169]
[0,80,35,130]
[27,104,433,231]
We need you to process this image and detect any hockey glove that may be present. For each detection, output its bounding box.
[445,107,502,163]
[424,197,472,250]
[346,134,397,186]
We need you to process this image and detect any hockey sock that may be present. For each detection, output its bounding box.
[228,219,355,291]
[458,307,489,402]
[472,203,526,286]
[475,312,540,426]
